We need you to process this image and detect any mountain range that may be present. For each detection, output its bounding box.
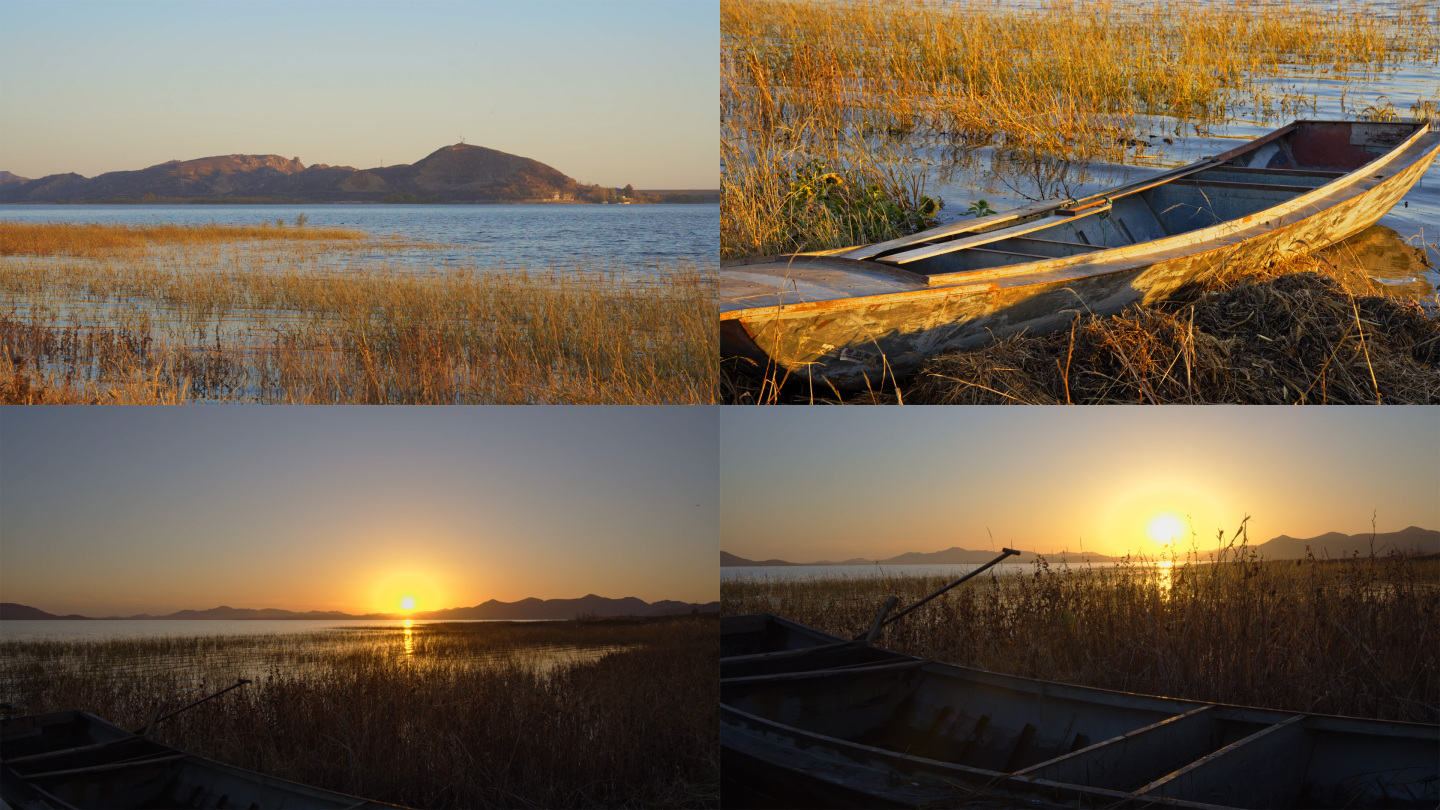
[722,526,1440,566]
[0,144,710,204]
[0,594,719,621]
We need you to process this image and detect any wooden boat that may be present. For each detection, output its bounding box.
[721,120,1440,388]
[1,710,403,809]
[721,613,1440,809]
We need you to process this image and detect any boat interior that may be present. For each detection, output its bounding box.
[872,120,1426,279]
[720,612,842,659]
[2,710,387,810]
[722,661,1440,809]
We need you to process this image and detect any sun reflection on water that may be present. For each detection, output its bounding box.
[1157,559,1174,594]
[403,619,414,657]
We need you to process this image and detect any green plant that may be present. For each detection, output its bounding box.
[966,199,997,217]
[782,159,942,247]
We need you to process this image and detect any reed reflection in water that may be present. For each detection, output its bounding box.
[0,621,641,704]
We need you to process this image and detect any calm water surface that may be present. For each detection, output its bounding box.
[0,203,719,271]
[722,561,1118,581]
[0,618,526,642]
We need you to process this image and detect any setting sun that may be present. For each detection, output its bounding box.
[1147,513,1185,545]
[400,596,416,611]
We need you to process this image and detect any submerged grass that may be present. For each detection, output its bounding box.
[721,530,1439,724]
[1,224,717,404]
[0,616,719,809]
[721,0,1440,257]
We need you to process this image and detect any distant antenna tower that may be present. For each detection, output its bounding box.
[460,133,466,145]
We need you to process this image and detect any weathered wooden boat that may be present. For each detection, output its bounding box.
[721,613,1440,809]
[721,120,1440,388]
[1,710,403,809]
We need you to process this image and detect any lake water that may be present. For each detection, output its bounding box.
[722,561,1117,582]
[0,203,719,271]
[0,619,531,642]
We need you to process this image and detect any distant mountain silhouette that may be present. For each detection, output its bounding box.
[0,144,674,204]
[0,595,716,621]
[724,528,1439,566]
[1249,526,1439,559]
[0,171,29,187]
[417,594,718,620]
[723,547,1118,566]
[0,603,89,620]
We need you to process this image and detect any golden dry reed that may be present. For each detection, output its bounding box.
[0,220,366,258]
[722,0,1440,257]
[722,249,1440,405]
[0,617,719,809]
[722,525,1439,723]
[1,223,716,404]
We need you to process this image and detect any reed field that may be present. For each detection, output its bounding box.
[0,221,717,404]
[0,219,371,257]
[722,532,1440,724]
[721,0,1440,258]
[0,617,719,809]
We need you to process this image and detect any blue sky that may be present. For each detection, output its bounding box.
[0,407,719,615]
[0,0,718,187]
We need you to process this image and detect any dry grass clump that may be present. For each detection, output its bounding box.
[0,220,366,257]
[1,235,717,403]
[721,530,1439,723]
[908,270,1439,405]
[1,617,719,809]
[721,0,1439,257]
[721,254,1440,404]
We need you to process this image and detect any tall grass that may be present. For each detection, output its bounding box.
[0,220,367,257]
[722,529,1440,723]
[1,224,716,404]
[0,617,719,809]
[721,0,1440,257]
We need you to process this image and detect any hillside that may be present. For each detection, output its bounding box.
[0,144,635,204]
[1249,526,1439,559]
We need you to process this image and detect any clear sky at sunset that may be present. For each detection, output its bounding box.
[720,407,1439,561]
[0,408,718,616]
[0,0,717,188]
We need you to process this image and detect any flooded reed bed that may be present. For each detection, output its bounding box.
[721,531,1440,723]
[0,617,719,809]
[0,222,717,404]
[722,0,1439,258]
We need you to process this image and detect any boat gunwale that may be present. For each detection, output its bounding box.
[720,703,1233,810]
[1,709,405,809]
[719,615,1440,738]
[719,120,1437,320]
[721,614,1440,809]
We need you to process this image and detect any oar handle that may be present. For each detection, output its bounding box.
[877,548,1021,632]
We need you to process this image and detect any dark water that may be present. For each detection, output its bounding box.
[0,203,719,271]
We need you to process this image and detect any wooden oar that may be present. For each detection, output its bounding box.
[853,548,1021,642]
[855,158,1223,265]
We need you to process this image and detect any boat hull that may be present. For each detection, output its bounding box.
[719,614,1440,810]
[721,123,1440,389]
[1,710,403,809]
